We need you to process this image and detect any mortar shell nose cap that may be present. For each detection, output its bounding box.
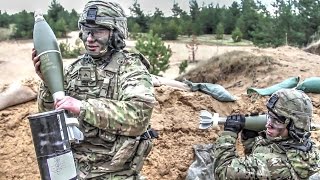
[34,10,44,21]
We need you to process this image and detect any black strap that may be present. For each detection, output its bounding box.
[280,139,312,152]
[140,128,158,140]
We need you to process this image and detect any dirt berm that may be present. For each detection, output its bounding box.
[1,46,320,180]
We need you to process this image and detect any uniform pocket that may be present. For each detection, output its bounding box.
[110,137,140,168]
[99,129,117,142]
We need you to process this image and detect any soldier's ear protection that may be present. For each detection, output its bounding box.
[110,30,125,50]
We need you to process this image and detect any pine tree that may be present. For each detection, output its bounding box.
[232,27,243,42]
[216,22,224,39]
[135,31,172,75]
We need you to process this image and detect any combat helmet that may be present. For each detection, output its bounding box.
[78,0,128,50]
[266,88,313,141]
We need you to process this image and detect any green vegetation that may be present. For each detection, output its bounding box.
[128,0,320,47]
[179,60,189,75]
[232,27,243,42]
[10,10,34,39]
[215,23,224,40]
[46,0,79,37]
[0,0,78,40]
[150,19,180,40]
[135,31,172,75]
[1,0,320,47]
[59,39,84,59]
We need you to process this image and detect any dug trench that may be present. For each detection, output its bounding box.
[1,47,320,179]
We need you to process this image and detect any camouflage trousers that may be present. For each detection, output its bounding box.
[74,139,153,180]
[77,171,144,180]
[76,160,146,180]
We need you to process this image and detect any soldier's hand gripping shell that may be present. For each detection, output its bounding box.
[31,48,44,81]
[224,114,245,134]
[54,96,82,115]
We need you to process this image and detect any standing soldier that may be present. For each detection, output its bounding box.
[32,1,157,179]
[213,89,320,179]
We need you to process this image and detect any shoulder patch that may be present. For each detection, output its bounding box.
[127,52,150,70]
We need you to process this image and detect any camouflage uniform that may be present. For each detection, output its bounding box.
[213,89,320,179]
[37,1,156,179]
[38,50,155,179]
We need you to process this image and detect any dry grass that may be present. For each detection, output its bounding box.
[176,50,274,83]
[0,28,11,41]
[177,34,254,46]
[303,40,320,55]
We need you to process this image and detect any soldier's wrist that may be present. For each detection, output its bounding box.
[78,100,87,120]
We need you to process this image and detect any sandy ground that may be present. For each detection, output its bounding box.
[0,32,253,85]
[1,33,320,179]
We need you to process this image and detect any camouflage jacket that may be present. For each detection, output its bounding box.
[213,131,320,180]
[37,50,155,178]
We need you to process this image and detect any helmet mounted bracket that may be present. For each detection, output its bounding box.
[86,6,98,24]
[267,94,279,110]
[267,94,287,124]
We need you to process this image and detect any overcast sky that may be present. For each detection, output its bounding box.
[0,0,275,16]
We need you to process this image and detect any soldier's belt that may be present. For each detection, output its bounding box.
[140,128,158,140]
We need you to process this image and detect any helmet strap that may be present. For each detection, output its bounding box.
[109,30,125,50]
[288,121,311,142]
[106,30,114,50]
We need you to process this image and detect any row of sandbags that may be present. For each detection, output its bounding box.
[180,76,320,102]
[1,76,319,110]
[247,77,320,95]
[152,76,236,102]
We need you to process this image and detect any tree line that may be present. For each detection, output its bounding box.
[0,0,78,39]
[0,0,320,47]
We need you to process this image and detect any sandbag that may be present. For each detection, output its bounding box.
[151,75,190,91]
[0,82,37,110]
[184,80,236,102]
[247,77,299,96]
[296,77,320,93]
[186,144,215,180]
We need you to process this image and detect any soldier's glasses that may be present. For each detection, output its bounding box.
[81,26,110,39]
[267,111,287,129]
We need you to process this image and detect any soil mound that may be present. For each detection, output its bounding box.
[304,40,320,55]
[176,50,274,85]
